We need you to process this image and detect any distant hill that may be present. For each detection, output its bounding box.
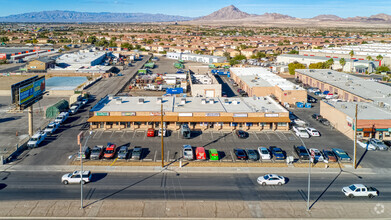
[195,5,252,20]
[0,10,192,23]
[311,14,342,21]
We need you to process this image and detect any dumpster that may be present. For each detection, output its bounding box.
[296,102,304,108]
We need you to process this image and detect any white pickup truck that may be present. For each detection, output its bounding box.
[342,184,378,198]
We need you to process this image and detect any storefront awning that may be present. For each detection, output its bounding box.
[233,117,291,123]
[87,116,178,122]
[178,116,233,122]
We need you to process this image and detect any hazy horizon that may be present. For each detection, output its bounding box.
[0,0,390,18]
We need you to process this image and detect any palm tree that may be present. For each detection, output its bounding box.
[327,58,334,69]
[366,56,373,61]
[376,55,384,65]
[348,50,355,72]
[339,58,346,71]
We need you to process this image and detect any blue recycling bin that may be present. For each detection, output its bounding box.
[305,103,312,108]
[296,102,304,108]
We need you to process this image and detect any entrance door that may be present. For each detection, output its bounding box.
[205,90,215,98]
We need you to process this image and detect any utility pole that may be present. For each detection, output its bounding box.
[161,102,164,168]
[354,104,358,169]
[28,105,33,136]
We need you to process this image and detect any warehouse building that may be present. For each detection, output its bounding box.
[296,69,391,140]
[87,95,290,131]
[189,66,222,98]
[277,54,379,73]
[56,49,109,68]
[167,52,227,64]
[299,43,391,66]
[230,67,307,105]
[27,57,56,72]
[0,47,54,62]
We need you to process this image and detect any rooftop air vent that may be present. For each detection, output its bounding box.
[116,98,122,104]
[138,98,144,104]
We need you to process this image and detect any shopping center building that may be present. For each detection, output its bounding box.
[87,95,290,131]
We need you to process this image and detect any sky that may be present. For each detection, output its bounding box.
[0,0,390,18]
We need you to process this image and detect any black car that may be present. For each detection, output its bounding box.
[311,114,323,121]
[319,118,330,126]
[236,129,248,138]
[234,149,247,160]
[307,96,316,103]
[246,149,259,161]
[383,140,391,148]
[294,145,310,160]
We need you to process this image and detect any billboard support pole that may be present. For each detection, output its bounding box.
[28,105,33,136]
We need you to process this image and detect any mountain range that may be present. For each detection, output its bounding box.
[0,10,192,23]
[0,5,391,25]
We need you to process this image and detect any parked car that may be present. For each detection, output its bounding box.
[61,171,92,185]
[183,145,194,160]
[370,138,389,151]
[158,128,167,137]
[147,128,155,137]
[293,126,310,138]
[76,146,91,160]
[308,87,320,93]
[293,119,307,127]
[307,96,316,103]
[27,130,47,148]
[54,112,69,124]
[257,174,286,186]
[246,149,259,161]
[117,145,129,159]
[131,146,142,160]
[322,149,337,162]
[235,129,248,138]
[293,145,310,160]
[209,149,219,161]
[90,145,104,160]
[257,147,271,160]
[234,148,247,160]
[319,118,330,126]
[342,184,378,198]
[332,148,352,162]
[383,140,391,148]
[269,146,285,160]
[44,122,60,134]
[305,127,320,137]
[357,139,377,151]
[196,147,206,160]
[69,104,80,115]
[309,148,324,162]
[311,114,323,121]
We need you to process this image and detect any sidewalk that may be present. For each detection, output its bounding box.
[0,199,389,219]
[0,164,379,175]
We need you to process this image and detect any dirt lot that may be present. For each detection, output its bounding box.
[0,76,33,90]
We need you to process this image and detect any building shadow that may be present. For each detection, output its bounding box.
[202,132,231,148]
[0,183,7,190]
[356,149,368,168]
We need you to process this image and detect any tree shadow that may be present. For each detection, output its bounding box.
[84,171,162,208]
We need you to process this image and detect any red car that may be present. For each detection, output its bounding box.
[103,143,117,159]
[147,128,155,137]
[196,147,206,160]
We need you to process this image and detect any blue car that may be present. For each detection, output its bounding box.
[331,148,351,162]
[269,146,285,160]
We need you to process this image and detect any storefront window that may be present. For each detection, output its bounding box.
[134,122,141,125]
[148,122,153,125]
[278,123,287,127]
[363,132,370,137]
[384,132,390,138]
[106,122,113,125]
[246,123,253,127]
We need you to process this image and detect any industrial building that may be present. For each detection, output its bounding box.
[230,67,307,105]
[26,57,56,72]
[167,52,227,64]
[190,73,222,98]
[299,43,391,66]
[56,49,109,68]
[277,54,379,73]
[87,96,290,132]
[0,47,55,62]
[296,69,391,140]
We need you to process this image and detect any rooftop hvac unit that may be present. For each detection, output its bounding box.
[201,99,206,104]
[232,100,238,105]
[156,98,162,104]
[378,102,384,108]
[180,98,186,105]
[209,99,214,104]
[116,99,122,104]
[138,98,144,104]
[328,72,332,74]
[341,104,347,109]
[224,99,229,105]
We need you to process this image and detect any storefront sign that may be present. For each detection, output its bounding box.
[150,112,162,116]
[233,113,247,117]
[179,113,193,117]
[206,113,220,117]
[265,113,279,117]
[122,112,136,116]
[96,112,109,116]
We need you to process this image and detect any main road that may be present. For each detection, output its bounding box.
[0,171,389,203]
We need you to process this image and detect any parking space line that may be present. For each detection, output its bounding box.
[263,132,271,140]
[275,131,288,141]
[210,131,213,140]
[109,131,115,138]
[252,132,259,140]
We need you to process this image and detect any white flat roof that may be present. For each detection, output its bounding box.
[325,101,391,120]
[302,43,391,58]
[231,67,304,91]
[296,69,391,107]
[56,51,107,65]
[91,96,288,114]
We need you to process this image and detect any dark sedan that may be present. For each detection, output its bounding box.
[293,145,309,160]
[322,149,337,162]
[319,118,330,126]
[235,130,248,138]
[234,149,247,160]
[269,146,285,160]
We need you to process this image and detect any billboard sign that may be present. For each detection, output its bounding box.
[0,53,6,60]
[11,75,45,110]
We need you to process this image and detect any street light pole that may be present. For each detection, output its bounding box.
[80,131,92,209]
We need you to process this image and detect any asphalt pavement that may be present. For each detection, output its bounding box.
[0,171,389,203]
